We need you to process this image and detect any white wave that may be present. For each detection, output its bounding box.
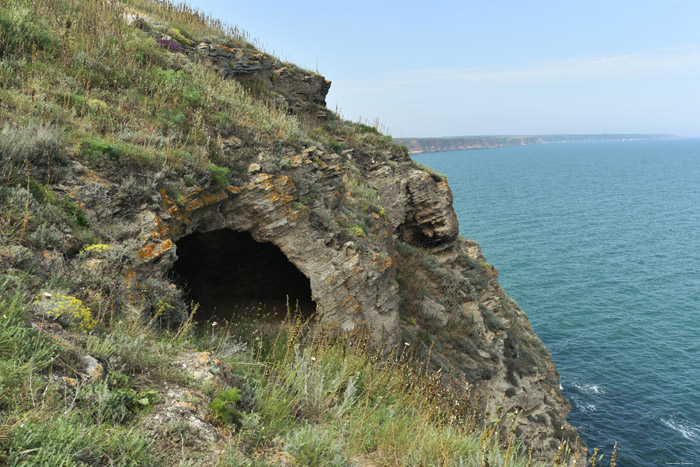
[577,402,597,413]
[571,382,604,395]
[663,418,700,442]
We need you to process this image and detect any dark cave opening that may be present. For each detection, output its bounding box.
[173,229,316,322]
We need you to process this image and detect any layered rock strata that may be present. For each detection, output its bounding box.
[36,20,587,462]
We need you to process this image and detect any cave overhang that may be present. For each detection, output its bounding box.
[135,174,401,347]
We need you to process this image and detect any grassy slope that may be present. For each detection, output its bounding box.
[0,0,583,465]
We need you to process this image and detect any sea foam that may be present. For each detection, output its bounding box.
[662,418,700,442]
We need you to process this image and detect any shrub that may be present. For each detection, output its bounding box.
[358,123,379,134]
[209,164,230,190]
[285,424,348,466]
[329,140,342,153]
[80,243,110,256]
[76,372,159,424]
[34,294,97,332]
[210,111,231,127]
[159,108,187,128]
[0,124,65,184]
[0,7,58,58]
[167,27,192,46]
[55,195,88,228]
[182,86,203,107]
[80,137,120,164]
[209,388,243,428]
[479,303,505,332]
[5,414,157,465]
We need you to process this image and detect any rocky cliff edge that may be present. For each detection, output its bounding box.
[0,6,585,463]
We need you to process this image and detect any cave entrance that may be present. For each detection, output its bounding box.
[173,229,315,323]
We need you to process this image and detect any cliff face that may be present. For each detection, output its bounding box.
[396,136,538,154]
[42,37,583,464]
[396,134,677,154]
[1,5,584,463]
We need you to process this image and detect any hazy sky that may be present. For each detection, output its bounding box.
[185,1,700,137]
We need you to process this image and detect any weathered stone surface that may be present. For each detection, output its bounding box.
[370,164,460,252]
[79,355,104,381]
[175,352,235,392]
[272,66,332,116]
[447,238,587,464]
[55,19,587,462]
[143,384,222,466]
[196,44,275,77]
[420,297,448,327]
[195,43,330,116]
[62,137,585,462]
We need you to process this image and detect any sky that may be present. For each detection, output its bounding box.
[185,0,700,138]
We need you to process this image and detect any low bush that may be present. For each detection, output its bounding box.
[0,7,58,58]
[209,388,243,428]
[0,125,65,184]
[209,164,230,190]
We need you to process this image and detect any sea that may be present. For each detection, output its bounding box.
[413,139,700,466]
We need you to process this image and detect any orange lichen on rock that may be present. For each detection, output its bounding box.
[340,295,361,314]
[186,192,228,212]
[327,271,343,285]
[374,253,393,273]
[289,154,303,167]
[284,203,302,221]
[82,169,110,187]
[159,186,231,220]
[151,216,169,239]
[139,238,174,260]
[248,173,295,205]
[159,187,180,216]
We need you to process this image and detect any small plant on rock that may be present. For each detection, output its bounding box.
[209,388,243,428]
[209,164,230,191]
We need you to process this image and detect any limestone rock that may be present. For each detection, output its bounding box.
[196,44,274,77]
[194,43,330,116]
[174,352,235,392]
[370,164,459,252]
[79,355,104,381]
[57,23,586,462]
[420,297,448,327]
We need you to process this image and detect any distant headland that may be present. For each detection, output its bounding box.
[395,134,677,154]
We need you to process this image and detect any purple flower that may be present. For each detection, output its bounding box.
[156,37,181,52]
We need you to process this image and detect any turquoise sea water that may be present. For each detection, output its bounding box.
[414,139,700,466]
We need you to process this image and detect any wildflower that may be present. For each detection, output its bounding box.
[156,37,181,52]
[212,321,218,327]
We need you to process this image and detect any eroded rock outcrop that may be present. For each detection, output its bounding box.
[196,43,331,117]
[62,133,585,462]
[31,23,587,464]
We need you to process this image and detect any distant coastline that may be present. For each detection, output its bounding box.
[395,134,677,154]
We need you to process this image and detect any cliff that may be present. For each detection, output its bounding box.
[0,1,585,464]
[397,134,676,154]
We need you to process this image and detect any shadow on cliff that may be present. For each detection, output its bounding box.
[172,229,316,323]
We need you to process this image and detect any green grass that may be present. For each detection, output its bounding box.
[0,0,304,181]
[0,286,552,466]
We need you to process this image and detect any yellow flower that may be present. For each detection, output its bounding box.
[81,243,110,255]
[41,294,97,332]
